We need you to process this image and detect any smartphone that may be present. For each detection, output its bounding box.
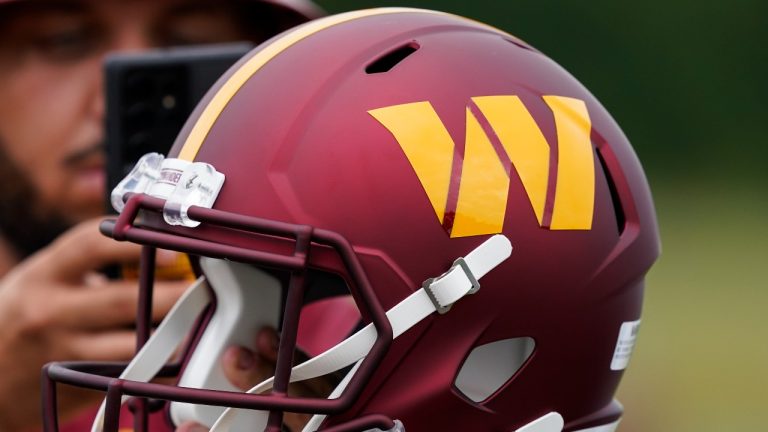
[104,42,253,210]
[103,43,252,280]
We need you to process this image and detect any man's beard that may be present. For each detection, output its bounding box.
[0,144,72,260]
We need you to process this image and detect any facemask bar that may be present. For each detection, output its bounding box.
[42,192,396,432]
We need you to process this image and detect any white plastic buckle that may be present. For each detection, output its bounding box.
[110,152,165,213]
[110,152,225,228]
[161,161,225,227]
[423,257,480,315]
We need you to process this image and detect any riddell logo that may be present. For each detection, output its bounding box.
[369,95,595,238]
[159,168,183,185]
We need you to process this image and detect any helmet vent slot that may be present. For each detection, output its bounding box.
[596,148,626,235]
[454,337,535,403]
[502,36,533,51]
[365,42,420,74]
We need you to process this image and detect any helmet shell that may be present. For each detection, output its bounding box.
[160,8,659,430]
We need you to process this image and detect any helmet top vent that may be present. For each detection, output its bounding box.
[365,42,420,74]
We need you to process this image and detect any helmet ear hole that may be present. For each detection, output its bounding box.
[454,337,535,403]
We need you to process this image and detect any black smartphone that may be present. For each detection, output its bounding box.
[104,42,253,210]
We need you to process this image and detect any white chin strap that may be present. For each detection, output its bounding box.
[209,234,512,432]
[90,276,212,432]
[87,234,618,432]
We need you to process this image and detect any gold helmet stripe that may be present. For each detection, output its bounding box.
[178,8,455,161]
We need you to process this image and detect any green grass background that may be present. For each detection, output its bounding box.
[315,1,767,429]
[619,185,767,431]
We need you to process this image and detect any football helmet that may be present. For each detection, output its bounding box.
[43,7,660,432]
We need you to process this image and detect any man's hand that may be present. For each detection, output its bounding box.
[175,328,336,432]
[0,219,187,431]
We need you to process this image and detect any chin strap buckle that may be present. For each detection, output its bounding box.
[423,256,482,315]
[454,257,481,294]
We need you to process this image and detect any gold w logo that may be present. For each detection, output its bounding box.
[369,95,595,238]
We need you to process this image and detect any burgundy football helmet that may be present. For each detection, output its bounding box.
[43,8,660,432]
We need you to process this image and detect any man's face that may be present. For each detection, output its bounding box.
[0,0,251,255]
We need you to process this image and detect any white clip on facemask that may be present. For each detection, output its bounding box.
[159,160,225,227]
[110,152,165,213]
[111,153,225,228]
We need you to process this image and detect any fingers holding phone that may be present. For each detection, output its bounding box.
[0,218,188,430]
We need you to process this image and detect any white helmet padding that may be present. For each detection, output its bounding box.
[170,258,283,427]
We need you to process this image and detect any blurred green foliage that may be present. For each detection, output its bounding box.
[318,0,768,187]
[314,1,767,430]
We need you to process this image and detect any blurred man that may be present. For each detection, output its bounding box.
[0,0,322,430]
